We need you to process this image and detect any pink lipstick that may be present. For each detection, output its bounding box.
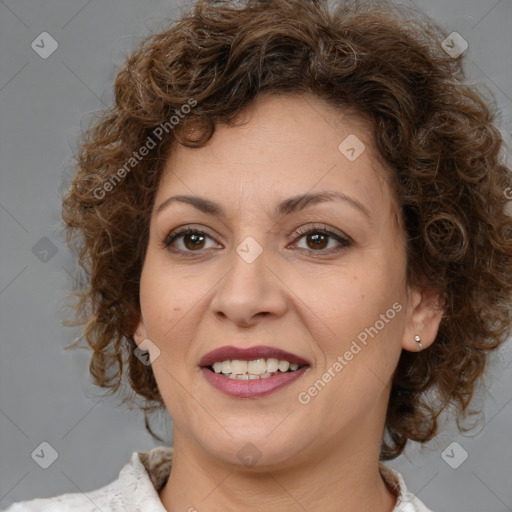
[199,345,310,398]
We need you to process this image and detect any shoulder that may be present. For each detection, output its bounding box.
[2,445,173,512]
[1,479,119,512]
[380,464,435,512]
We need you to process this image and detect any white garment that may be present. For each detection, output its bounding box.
[3,445,433,512]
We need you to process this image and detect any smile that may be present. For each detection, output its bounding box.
[209,358,305,379]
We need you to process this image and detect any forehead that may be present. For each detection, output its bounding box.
[156,93,394,219]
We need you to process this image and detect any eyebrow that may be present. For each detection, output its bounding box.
[155,190,371,219]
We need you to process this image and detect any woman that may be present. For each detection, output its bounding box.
[6,0,512,510]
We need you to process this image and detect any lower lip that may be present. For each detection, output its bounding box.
[201,366,308,398]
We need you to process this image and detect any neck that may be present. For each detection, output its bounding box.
[158,419,397,512]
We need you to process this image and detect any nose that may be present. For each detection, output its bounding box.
[210,240,288,328]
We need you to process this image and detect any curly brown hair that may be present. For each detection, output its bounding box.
[62,0,512,460]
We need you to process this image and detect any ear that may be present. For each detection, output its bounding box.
[132,315,148,348]
[402,286,444,352]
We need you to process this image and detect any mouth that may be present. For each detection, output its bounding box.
[200,345,310,373]
[205,358,308,379]
[199,345,310,397]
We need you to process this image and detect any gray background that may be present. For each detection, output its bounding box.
[1,0,511,510]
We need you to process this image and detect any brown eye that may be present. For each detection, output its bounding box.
[183,232,206,250]
[164,224,351,256]
[164,228,217,253]
[291,225,351,253]
[304,232,329,250]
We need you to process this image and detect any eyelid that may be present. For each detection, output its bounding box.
[290,223,351,243]
[163,224,219,248]
[163,222,352,254]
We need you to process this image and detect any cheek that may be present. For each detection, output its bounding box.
[139,256,199,336]
[302,264,402,333]
[139,260,199,414]
[294,255,406,373]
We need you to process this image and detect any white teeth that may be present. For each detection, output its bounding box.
[231,360,248,375]
[266,358,279,372]
[221,360,232,374]
[278,360,290,372]
[228,373,249,380]
[247,358,267,375]
[209,358,305,378]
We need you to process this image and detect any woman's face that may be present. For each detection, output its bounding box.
[135,93,438,468]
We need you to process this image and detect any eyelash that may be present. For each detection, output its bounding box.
[163,224,352,256]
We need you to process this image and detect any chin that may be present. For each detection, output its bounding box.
[194,425,310,470]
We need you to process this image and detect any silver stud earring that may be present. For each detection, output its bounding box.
[414,335,423,351]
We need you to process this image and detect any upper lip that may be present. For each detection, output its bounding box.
[199,345,310,367]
